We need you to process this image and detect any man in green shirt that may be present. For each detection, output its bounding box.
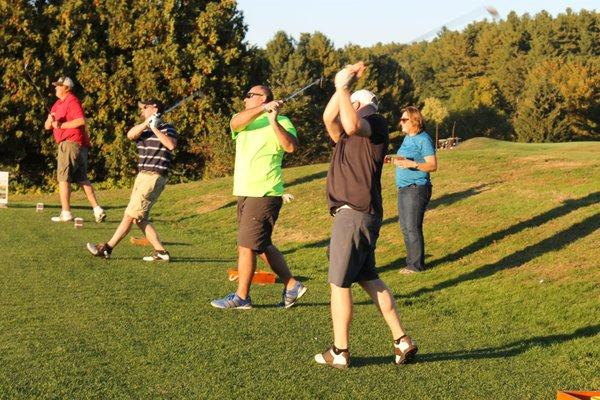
[211,85,307,309]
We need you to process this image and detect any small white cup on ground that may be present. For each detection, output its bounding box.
[74,217,84,228]
[36,203,44,212]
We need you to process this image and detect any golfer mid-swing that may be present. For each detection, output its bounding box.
[86,99,176,261]
[315,62,418,368]
[211,85,307,309]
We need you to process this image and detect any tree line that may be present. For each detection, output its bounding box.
[1,1,598,191]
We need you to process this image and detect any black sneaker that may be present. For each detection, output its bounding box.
[143,250,170,262]
[86,242,111,259]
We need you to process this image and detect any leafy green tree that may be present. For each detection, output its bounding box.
[514,72,570,142]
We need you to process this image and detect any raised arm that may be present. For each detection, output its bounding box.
[230,106,266,132]
[322,91,343,143]
[265,101,297,153]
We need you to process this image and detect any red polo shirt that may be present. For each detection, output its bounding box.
[50,92,91,147]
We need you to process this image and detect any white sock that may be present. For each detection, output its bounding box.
[93,206,104,214]
[62,210,73,218]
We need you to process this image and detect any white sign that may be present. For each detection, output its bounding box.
[0,171,7,207]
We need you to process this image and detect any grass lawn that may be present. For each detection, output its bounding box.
[1,138,598,399]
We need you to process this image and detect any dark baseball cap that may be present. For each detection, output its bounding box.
[138,99,164,112]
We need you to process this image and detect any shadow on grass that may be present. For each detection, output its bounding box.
[418,324,600,363]
[282,238,329,255]
[8,203,121,211]
[378,191,600,274]
[403,211,600,299]
[351,324,600,367]
[381,183,494,227]
[169,200,237,224]
[285,170,328,189]
[169,257,236,263]
[425,191,600,270]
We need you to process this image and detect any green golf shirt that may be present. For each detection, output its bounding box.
[232,113,297,197]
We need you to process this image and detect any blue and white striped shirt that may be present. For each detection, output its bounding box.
[136,123,177,174]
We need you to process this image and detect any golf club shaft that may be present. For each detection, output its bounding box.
[162,90,204,115]
[24,63,50,113]
[283,78,323,103]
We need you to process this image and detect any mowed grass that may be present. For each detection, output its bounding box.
[1,138,598,399]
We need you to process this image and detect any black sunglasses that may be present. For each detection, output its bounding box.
[245,92,265,99]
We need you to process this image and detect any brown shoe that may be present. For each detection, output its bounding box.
[314,346,349,369]
[394,335,418,365]
[399,267,418,275]
[86,242,111,259]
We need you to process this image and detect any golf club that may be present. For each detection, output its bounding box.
[159,89,205,117]
[266,77,324,113]
[282,77,324,103]
[24,62,50,112]
[409,5,499,43]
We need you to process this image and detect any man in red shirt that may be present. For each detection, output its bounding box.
[44,76,106,223]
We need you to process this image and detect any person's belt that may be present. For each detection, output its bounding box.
[140,169,167,177]
[335,204,352,214]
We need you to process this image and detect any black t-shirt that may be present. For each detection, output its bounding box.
[326,113,389,216]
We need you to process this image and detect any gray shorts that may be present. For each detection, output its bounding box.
[328,207,381,288]
[237,196,282,253]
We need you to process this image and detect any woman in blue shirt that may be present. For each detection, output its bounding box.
[391,106,437,274]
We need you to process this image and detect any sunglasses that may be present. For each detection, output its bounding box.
[400,118,409,123]
[245,92,265,99]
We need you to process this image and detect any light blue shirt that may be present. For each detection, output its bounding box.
[395,131,435,187]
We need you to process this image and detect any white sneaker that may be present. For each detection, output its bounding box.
[315,346,349,369]
[94,208,107,223]
[142,250,170,262]
[394,335,418,365]
[51,211,73,222]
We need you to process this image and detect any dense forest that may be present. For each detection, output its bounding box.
[1,0,598,191]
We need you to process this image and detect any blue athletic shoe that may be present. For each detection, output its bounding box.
[210,293,252,309]
[278,281,307,308]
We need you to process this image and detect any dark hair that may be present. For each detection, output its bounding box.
[139,98,164,113]
[400,106,426,132]
[256,85,273,102]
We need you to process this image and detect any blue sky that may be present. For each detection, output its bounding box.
[236,0,597,48]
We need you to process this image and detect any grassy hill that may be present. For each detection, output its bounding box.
[1,138,598,399]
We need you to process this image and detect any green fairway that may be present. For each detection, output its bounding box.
[1,138,598,399]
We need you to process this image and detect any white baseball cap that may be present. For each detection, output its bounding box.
[351,89,378,111]
[52,76,74,89]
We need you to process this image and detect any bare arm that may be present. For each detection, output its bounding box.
[265,101,297,153]
[230,105,266,132]
[44,113,55,130]
[151,125,177,151]
[126,118,177,151]
[50,117,85,130]
[394,154,437,172]
[322,91,343,143]
[126,121,148,141]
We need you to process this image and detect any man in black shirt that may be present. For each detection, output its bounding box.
[314,62,418,369]
[86,99,177,261]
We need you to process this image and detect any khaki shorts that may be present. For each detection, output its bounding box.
[57,141,89,183]
[125,171,167,221]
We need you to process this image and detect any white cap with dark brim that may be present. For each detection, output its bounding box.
[52,77,74,89]
[351,89,378,111]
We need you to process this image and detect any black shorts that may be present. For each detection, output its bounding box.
[328,207,381,288]
[237,196,283,253]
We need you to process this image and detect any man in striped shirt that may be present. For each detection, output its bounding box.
[86,99,177,261]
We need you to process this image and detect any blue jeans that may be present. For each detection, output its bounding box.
[397,184,432,272]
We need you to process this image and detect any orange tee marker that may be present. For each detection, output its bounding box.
[556,391,600,400]
[130,237,151,246]
[227,269,276,284]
